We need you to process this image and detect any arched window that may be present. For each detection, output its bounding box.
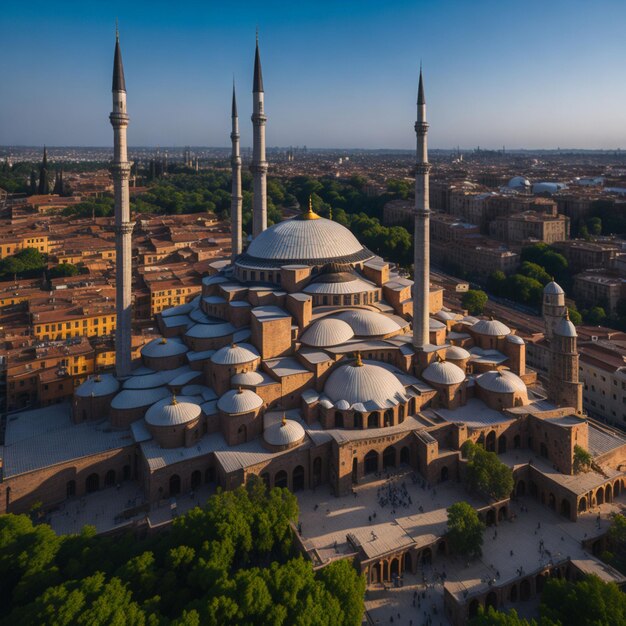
[368,412,379,428]
[364,450,378,474]
[86,473,99,493]
[353,412,363,428]
[384,409,393,427]
[169,474,181,496]
[335,411,344,428]
[275,470,288,488]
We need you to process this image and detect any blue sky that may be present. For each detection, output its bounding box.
[1,0,625,149]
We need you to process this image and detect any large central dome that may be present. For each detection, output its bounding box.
[239,216,374,267]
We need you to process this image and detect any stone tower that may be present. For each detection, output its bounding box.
[413,68,431,351]
[543,281,566,339]
[109,30,133,379]
[231,82,243,259]
[38,146,50,195]
[549,311,583,413]
[250,33,268,237]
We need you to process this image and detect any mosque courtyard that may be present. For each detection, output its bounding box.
[296,467,626,626]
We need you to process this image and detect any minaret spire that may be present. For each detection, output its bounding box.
[412,65,431,352]
[250,32,268,237]
[230,81,243,260]
[109,28,133,378]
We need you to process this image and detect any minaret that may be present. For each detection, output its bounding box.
[230,82,243,259]
[250,32,268,237]
[109,29,133,379]
[549,311,583,413]
[412,67,431,351]
[38,146,50,195]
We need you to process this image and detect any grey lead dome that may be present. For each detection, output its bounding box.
[245,217,371,262]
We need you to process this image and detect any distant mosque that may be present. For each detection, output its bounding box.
[2,31,626,622]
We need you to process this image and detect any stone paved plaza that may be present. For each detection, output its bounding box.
[297,468,626,626]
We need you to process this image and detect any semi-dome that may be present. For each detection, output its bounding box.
[264,417,305,447]
[301,318,354,347]
[544,281,564,295]
[506,334,525,345]
[211,342,260,365]
[324,358,406,409]
[217,388,264,414]
[240,216,373,266]
[434,310,458,321]
[336,310,401,337]
[446,345,471,360]
[145,396,201,427]
[429,318,446,330]
[231,370,266,386]
[75,374,119,397]
[472,319,511,336]
[476,370,527,394]
[555,316,577,338]
[141,337,188,358]
[422,361,466,385]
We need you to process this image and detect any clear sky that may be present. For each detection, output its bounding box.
[1,0,625,150]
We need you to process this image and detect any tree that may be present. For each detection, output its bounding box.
[573,445,592,474]
[462,290,489,315]
[446,501,484,558]
[49,263,79,279]
[487,271,507,296]
[470,606,536,625]
[540,574,626,626]
[586,306,607,326]
[605,514,626,574]
[520,261,551,285]
[462,441,514,501]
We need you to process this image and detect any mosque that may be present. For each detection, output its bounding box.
[2,33,626,571]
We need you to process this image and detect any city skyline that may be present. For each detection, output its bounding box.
[2,0,626,150]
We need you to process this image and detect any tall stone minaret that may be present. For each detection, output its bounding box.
[413,67,431,352]
[109,29,133,379]
[250,33,268,237]
[231,82,243,259]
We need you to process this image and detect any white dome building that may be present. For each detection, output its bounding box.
[236,214,374,271]
[336,310,403,338]
[263,415,306,451]
[144,396,202,449]
[476,369,528,409]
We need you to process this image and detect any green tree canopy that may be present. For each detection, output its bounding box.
[49,263,79,279]
[446,501,485,558]
[461,441,514,501]
[0,248,46,280]
[540,574,626,626]
[462,289,489,315]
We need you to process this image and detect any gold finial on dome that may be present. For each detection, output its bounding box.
[328,206,333,221]
[160,337,167,344]
[231,342,237,349]
[237,386,243,394]
[301,195,321,220]
[354,351,363,367]
[564,309,570,321]
[281,412,287,426]
[171,394,177,405]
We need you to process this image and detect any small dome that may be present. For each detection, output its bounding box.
[336,310,401,337]
[335,399,350,410]
[476,370,527,394]
[506,334,525,345]
[544,281,564,295]
[111,386,170,410]
[217,388,263,414]
[434,310,458,321]
[75,374,119,398]
[463,316,479,325]
[555,316,577,338]
[231,370,266,386]
[422,361,466,385]
[472,319,511,336]
[264,417,305,447]
[141,337,188,358]
[211,342,259,365]
[508,176,531,189]
[301,318,354,347]
[145,396,201,427]
[324,360,406,409]
[446,345,471,360]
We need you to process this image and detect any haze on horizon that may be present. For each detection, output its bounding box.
[2,0,625,151]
